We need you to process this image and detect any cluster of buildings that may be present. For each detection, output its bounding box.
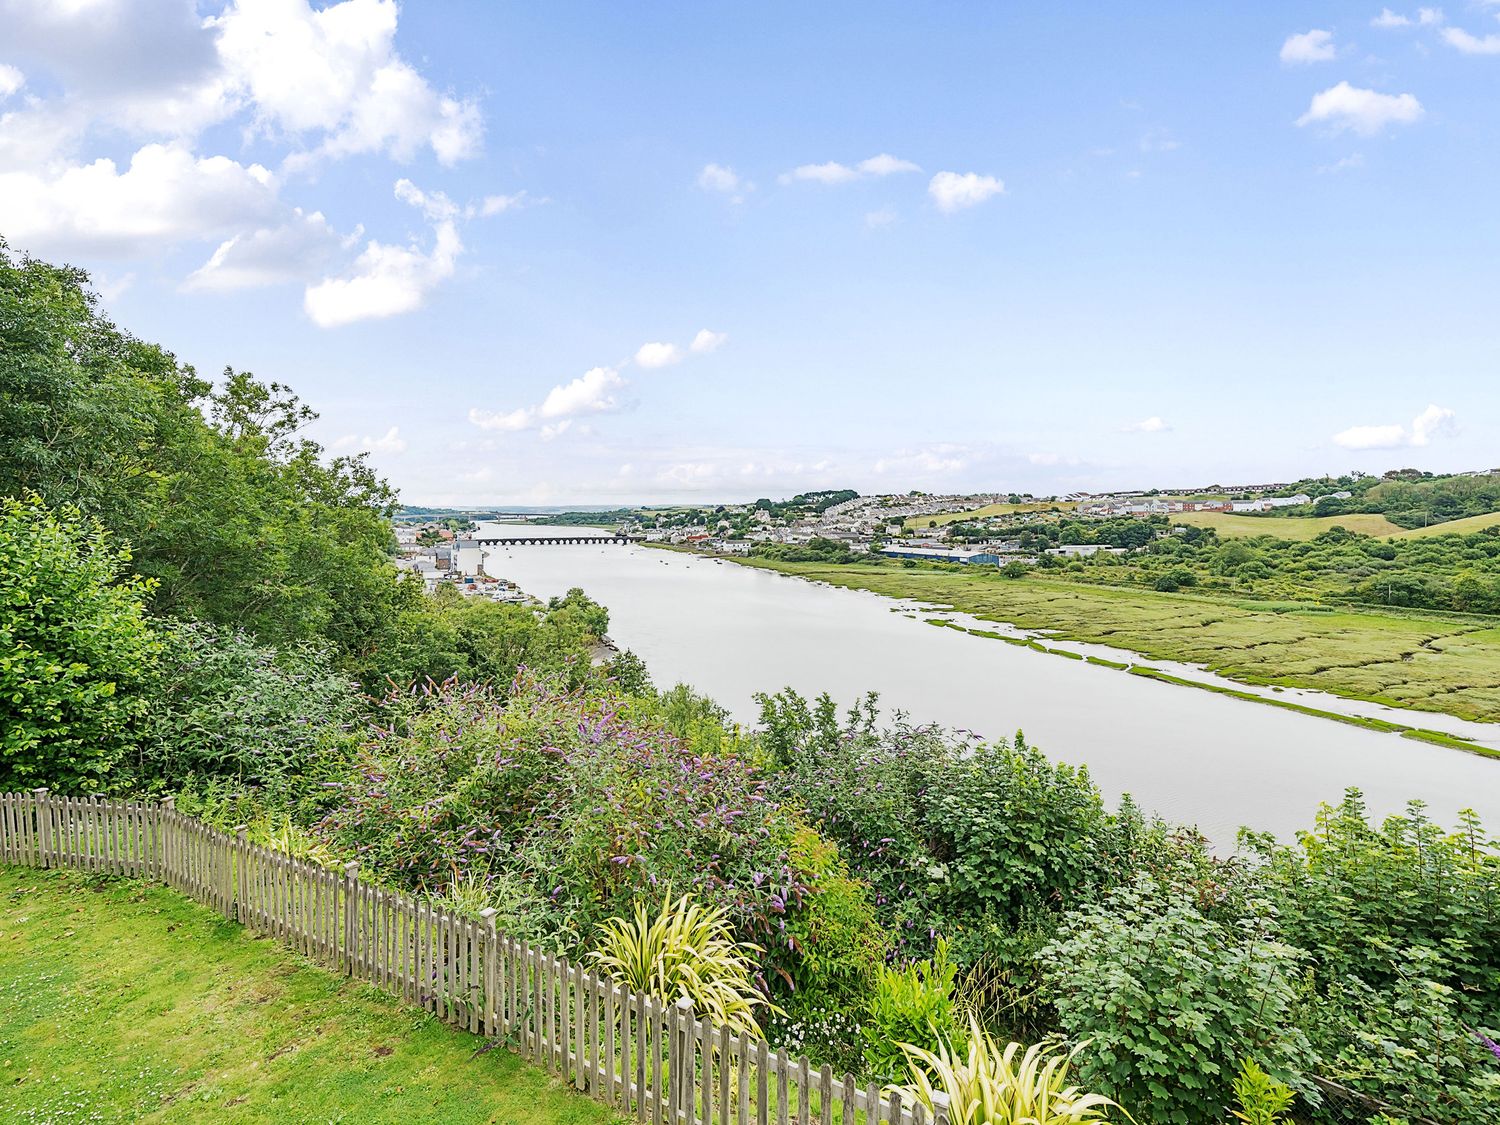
[392,525,531,602]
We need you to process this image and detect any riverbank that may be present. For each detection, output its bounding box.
[699,553,1500,737]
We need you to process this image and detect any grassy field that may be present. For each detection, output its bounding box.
[1396,511,1500,538]
[0,867,619,1125]
[1168,511,1407,539]
[728,557,1500,725]
[905,500,1076,530]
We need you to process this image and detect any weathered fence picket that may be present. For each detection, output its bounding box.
[0,791,952,1125]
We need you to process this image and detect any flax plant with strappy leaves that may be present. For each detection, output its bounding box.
[588,891,777,1037]
[895,1015,1124,1124]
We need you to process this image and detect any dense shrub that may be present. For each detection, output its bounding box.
[1041,878,1313,1125]
[1242,792,1500,1019]
[133,619,364,796]
[0,496,158,791]
[862,940,962,1082]
[1305,951,1500,1123]
[314,674,884,1005]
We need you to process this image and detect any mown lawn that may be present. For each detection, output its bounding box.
[0,867,620,1125]
[728,558,1500,724]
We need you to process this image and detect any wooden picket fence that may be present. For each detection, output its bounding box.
[0,790,948,1124]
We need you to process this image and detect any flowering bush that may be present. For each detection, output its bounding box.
[314,673,885,1004]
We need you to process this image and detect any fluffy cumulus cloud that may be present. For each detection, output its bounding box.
[1332,403,1456,450]
[690,328,727,354]
[1295,82,1424,134]
[1371,7,1445,29]
[634,341,686,369]
[1281,29,1336,64]
[469,366,629,433]
[0,0,496,324]
[469,328,728,438]
[778,153,921,185]
[0,142,278,257]
[303,179,462,327]
[1443,26,1500,54]
[0,64,23,99]
[697,163,743,193]
[927,171,1005,212]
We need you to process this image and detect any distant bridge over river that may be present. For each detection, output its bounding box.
[475,534,641,546]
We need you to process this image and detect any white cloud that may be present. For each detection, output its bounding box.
[865,208,897,228]
[856,153,922,176]
[1295,81,1424,135]
[781,161,859,185]
[303,179,461,328]
[332,426,407,454]
[635,341,686,369]
[1332,403,1456,449]
[779,153,921,185]
[474,190,535,216]
[211,0,482,168]
[690,329,727,354]
[1318,152,1366,173]
[1121,416,1171,433]
[1442,27,1500,54]
[927,171,1005,212]
[1371,7,1445,28]
[0,64,23,99]
[185,208,346,290]
[1281,29,1337,64]
[0,0,485,315]
[469,366,628,433]
[873,444,969,475]
[697,163,742,193]
[0,142,278,257]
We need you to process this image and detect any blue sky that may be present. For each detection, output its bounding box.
[2,1,1498,504]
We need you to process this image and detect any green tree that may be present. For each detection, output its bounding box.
[0,496,160,791]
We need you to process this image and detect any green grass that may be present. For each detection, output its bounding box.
[1395,511,1500,538]
[1169,511,1406,539]
[0,866,620,1125]
[904,500,1077,530]
[726,556,1500,726]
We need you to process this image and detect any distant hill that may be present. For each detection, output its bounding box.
[1171,512,1406,540]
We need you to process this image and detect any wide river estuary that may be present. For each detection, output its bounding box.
[480,523,1500,845]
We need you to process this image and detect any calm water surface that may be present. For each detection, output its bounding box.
[479,523,1500,845]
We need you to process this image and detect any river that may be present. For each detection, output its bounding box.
[477,523,1500,845]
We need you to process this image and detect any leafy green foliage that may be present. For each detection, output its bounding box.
[862,940,961,1081]
[0,241,402,670]
[0,496,158,791]
[133,619,363,795]
[895,1015,1121,1124]
[1230,1060,1294,1125]
[589,892,772,1035]
[1041,878,1312,1125]
[1242,791,1500,1020]
[1304,950,1500,1123]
